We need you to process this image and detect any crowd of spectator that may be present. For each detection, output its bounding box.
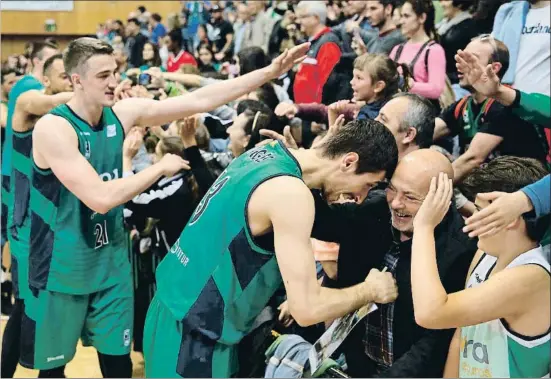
[1,0,550,378]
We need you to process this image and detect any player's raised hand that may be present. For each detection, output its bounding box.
[267,43,310,79]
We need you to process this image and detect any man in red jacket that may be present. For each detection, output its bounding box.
[294,1,343,105]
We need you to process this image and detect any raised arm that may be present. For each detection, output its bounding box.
[114,44,310,130]
[411,174,549,329]
[258,176,397,326]
[455,49,551,126]
[16,90,73,117]
[33,114,189,215]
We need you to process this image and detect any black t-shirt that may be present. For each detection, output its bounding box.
[210,19,234,53]
[439,97,549,163]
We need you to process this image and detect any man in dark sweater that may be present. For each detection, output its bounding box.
[125,18,148,68]
[311,149,477,377]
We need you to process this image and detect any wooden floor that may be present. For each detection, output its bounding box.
[0,319,145,378]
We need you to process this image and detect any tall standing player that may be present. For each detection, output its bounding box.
[22,37,310,377]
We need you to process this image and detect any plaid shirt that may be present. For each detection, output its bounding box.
[364,231,402,371]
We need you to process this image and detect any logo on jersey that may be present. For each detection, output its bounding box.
[46,354,65,363]
[106,124,117,138]
[461,336,489,364]
[249,148,274,163]
[84,141,91,159]
[189,175,230,225]
[123,329,131,347]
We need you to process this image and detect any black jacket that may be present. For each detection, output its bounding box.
[439,18,480,84]
[312,191,477,377]
[125,146,217,247]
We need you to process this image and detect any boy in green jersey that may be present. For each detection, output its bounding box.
[23,37,309,376]
[412,157,550,378]
[144,118,401,378]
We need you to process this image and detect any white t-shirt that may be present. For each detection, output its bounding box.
[513,4,551,95]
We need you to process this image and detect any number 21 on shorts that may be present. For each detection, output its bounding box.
[94,220,110,249]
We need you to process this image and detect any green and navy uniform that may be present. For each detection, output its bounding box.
[459,247,550,378]
[144,141,302,378]
[20,104,133,370]
[2,75,43,297]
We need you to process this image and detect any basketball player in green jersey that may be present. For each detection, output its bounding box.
[23,37,309,376]
[144,118,400,378]
[1,54,72,378]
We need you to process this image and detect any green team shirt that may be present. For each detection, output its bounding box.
[460,249,550,378]
[4,76,44,300]
[29,104,130,294]
[155,140,302,348]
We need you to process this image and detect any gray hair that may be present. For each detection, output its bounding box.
[297,1,327,25]
[392,93,436,149]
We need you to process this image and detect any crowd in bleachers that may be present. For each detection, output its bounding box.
[1,1,550,378]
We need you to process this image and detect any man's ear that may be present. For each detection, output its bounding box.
[71,73,83,90]
[401,126,417,145]
[342,152,360,172]
[491,62,503,78]
[505,217,521,231]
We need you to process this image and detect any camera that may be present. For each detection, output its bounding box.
[138,73,151,86]
[127,73,151,86]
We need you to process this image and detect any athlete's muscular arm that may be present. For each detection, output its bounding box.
[113,43,309,133]
[32,115,188,214]
[16,90,73,118]
[253,176,397,326]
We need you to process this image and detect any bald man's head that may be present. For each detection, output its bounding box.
[386,149,453,239]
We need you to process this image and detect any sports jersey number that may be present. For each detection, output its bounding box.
[94,220,110,249]
[99,169,119,182]
[189,175,230,225]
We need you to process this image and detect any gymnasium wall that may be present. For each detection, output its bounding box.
[1,1,182,60]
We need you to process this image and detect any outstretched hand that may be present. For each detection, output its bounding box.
[455,49,501,97]
[267,43,310,79]
[463,191,534,238]
[413,173,453,230]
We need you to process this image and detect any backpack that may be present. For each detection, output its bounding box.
[394,40,455,110]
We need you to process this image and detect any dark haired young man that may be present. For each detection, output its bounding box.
[144,118,400,378]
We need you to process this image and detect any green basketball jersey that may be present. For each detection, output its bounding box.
[460,248,550,378]
[29,104,130,294]
[155,141,302,346]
